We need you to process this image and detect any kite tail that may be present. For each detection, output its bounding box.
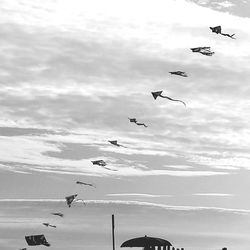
[135,122,147,127]
[162,95,186,107]
[160,95,170,99]
[178,100,186,107]
[230,34,236,39]
[221,33,236,39]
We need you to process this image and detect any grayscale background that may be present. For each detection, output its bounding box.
[0,0,250,249]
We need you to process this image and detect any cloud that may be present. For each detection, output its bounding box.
[163,165,193,169]
[106,193,172,197]
[0,0,250,218]
[0,2,250,250]
[216,1,235,8]
[0,130,230,177]
[193,193,234,197]
[0,198,249,214]
[191,0,250,18]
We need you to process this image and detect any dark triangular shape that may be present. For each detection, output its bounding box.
[151,91,163,100]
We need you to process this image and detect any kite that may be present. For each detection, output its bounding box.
[190,46,210,52]
[190,47,214,56]
[91,160,107,167]
[108,140,126,148]
[128,118,148,127]
[43,223,56,228]
[128,118,137,123]
[151,91,186,106]
[210,26,235,39]
[76,181,96,188]
[65,194,78,208]
[51,212,64,217]
[169,71,188,77]
[210,25,221,34]
[25,234,50,247]
[91,159,117,171]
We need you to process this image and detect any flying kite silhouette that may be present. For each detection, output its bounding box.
[25,235,50,247]
[43,223,56,228]
[108,140,126,148]
[128,118,137,123]
[190,46,210,52]
[190,47,214,56]
[210,26,235,39]
[51,212,64,217]
[91,160,107,166]
[169,71,188,77]
[91,159,117,171]
[128,118,148,127]
[151,91,186,106]
[76,181,96,188]
[65,194,78,208]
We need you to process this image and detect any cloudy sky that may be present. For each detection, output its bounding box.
[0,0,250,249]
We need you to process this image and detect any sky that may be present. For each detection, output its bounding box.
[0,0,250,249]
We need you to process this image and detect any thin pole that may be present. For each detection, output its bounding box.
[112,214,115,250]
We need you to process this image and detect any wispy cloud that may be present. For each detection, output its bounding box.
[106,193,172,198]
[0,198,248,214]
[163,165,193,170]
[193,193,234,197]
[0,132,229,177]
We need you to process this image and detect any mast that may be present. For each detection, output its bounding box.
[112,214,115,250]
